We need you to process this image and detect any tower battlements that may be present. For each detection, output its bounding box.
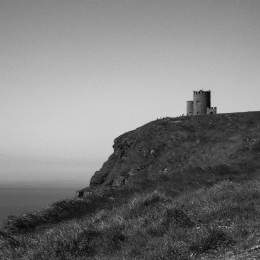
[193,90,210,95]
[186,90,217,116]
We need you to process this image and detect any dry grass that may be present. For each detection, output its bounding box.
[1,168,260,260]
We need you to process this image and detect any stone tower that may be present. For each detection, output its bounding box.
[193,90,211,115]
[186,90,217,116]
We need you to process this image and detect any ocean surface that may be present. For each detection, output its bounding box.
[0,182,85,225]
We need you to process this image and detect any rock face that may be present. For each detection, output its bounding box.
[90,112,260,188]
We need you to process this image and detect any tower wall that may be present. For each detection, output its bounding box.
[207,107,217,115]
[193,90,211,115]
[186,101,194,116]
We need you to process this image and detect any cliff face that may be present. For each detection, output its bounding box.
[90,112,260,188]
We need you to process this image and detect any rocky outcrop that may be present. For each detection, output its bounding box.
[90,112,260,188]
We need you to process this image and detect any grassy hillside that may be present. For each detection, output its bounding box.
[0,112,260,260]
[90,112,260,188]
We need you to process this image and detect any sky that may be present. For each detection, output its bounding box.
[0,0,259,185]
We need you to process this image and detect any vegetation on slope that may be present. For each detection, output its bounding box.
[0,112,260,259]
[1,168,260,260]
[90,112,260,188]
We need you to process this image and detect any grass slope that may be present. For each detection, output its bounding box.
[0,112,260,260]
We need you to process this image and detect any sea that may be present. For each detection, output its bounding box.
[0,180,89,225]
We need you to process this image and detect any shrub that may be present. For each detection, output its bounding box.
[126,229,149,257]
[190,227,235,255]
[142,190,167,206]
[163,208,195,228]
[101,219,126,253]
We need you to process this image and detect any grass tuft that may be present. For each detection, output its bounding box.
[190,227,235,255]
[164,207,195,228]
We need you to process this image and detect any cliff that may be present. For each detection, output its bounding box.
[2,111,260,260]
[90,112,260,187]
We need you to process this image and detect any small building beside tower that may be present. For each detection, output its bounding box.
[186,90,217,116]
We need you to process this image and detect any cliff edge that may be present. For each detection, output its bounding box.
[90,112,260,188]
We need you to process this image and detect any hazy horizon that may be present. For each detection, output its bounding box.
[1,0,259,184]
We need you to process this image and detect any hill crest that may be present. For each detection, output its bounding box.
[90,112,260,188]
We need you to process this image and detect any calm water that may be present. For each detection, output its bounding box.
[0,183,81,224]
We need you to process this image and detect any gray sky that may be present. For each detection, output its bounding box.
[0,0,259,184]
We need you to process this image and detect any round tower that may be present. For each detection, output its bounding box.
[193,90,211,115]
[186,101,194,116]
